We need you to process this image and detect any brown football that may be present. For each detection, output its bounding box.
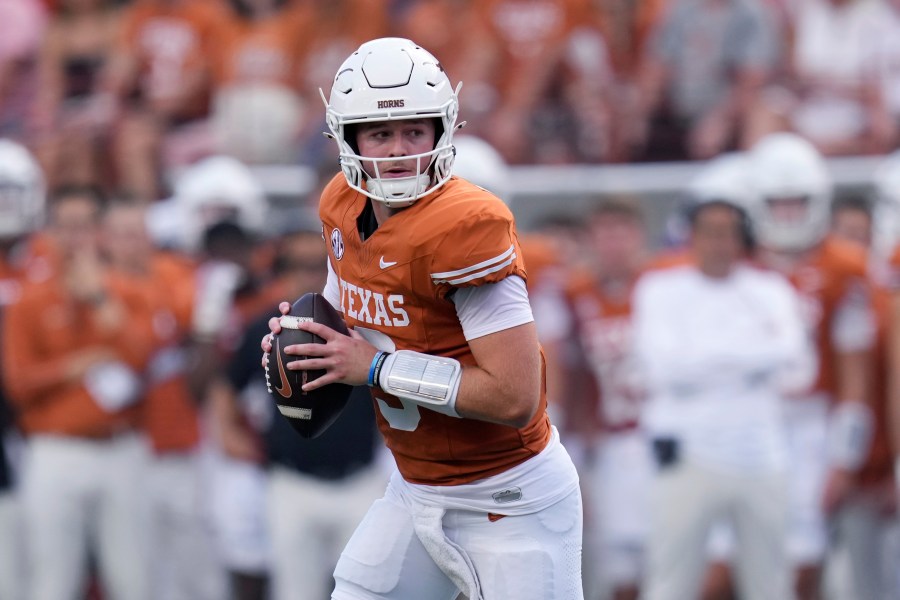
[265,292,353,439]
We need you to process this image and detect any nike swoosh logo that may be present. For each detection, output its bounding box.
[274,338,293,397]
[379,257,398,269]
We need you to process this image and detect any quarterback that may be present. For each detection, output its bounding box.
[261,38,584,599]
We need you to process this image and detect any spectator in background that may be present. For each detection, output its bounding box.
[295,0,389,167]
[828,193,900,600]
[631,0,778,161]
[746,132,878,600]
[102,0,228,200]
[2,185,155,600]
[209,0,316,164]
[201,221,273,600]
[752,0,896,156]
[0,0,48,142]
[575,0,668,162]
[462,0,615,164]
[33,0,122,193]
[99,199,228,600]
[395,0,482,106]
[556,198,652,600]
[163,156,285,600]
[633,193,812,600]
[0,140,50,600]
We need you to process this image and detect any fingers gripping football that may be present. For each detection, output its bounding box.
[284,321,374,390]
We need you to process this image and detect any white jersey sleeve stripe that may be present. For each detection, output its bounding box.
[434,255,517,286]
[430,244,515,281]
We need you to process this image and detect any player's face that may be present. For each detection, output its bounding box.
[690,204,744,278]
[50,194,101,259]
[831,207,872,248]
[589,213,645,277]
[355,119,437,179]
[101,204,152,274]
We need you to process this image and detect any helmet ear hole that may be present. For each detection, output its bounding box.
[344,124,360,155]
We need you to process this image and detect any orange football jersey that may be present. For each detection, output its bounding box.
[563,269,642,433]
[857,282,893,487]
[141,252,201,453]
[319,174,552,486]
[787,236,873,398]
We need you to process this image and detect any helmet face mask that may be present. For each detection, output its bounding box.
[322,38,461,208]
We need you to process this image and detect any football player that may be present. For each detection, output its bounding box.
[0,139,49,600]
[3,184,156,600]
[262,38,583,600]
[556,197,651,600]
[747,132,878,600]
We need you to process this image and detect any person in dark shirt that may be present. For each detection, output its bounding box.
[223,215,388,600]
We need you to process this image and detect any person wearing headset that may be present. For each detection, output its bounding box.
[632,183,816,600]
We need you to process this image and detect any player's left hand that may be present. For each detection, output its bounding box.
[283,321,378,390]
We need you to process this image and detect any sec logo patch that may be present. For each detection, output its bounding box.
[331,228,345,260]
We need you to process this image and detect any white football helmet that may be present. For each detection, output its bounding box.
[172,155,268,252]
[871,149,900,257]
[322,37,461,208]
[747,132,832,252]
[451,134,511,205]
[663,152,754,248]
[686,152,753,210]
[0,139,45,240]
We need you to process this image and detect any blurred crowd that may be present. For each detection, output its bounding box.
[4,0,900,200]
[3,1,900,600]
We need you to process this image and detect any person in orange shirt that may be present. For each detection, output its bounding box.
[746,133,878,600]
[101,0,229,200]
[99,199,228,600]
[207,0,316,165]
[463,0,615,164]
[263,38,584,599]
[0,139,50,600]
[547,198,652,600]
[2,185,156,600]
[825,194,899,600]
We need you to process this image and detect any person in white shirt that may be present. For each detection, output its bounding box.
[634,196,815,600]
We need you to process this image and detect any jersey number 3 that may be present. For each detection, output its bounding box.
[355,326,423,431]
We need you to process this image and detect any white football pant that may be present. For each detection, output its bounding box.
[331,476,584,600]
[267,463,388,600]
[21,434,150,600]
[146,451,227,600]
[643,459,791,600]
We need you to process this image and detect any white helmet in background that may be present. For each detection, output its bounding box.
[452,134,511,205]
[0,139,45,239]
[172,155,268,252]
[686,152,753,210]
[663,152,754,249]
[871,149,900,257]
[322,37,461,208]
[747,132,832,252]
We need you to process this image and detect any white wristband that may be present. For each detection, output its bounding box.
[827,401,873,471]
[378,350,462,418]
